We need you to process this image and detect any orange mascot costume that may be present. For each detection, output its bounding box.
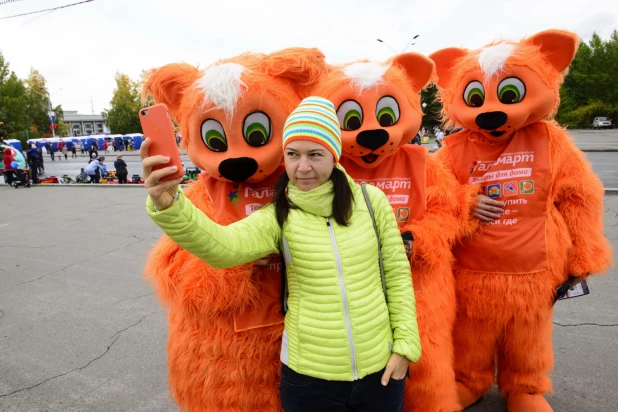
[143,48,326,411]
[314,53,470,412]
[430,30,612,411]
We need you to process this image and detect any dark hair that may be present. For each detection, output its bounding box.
[274,167,354,228]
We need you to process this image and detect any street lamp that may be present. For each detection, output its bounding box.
[376,39,398,54]
[377,35,421,54]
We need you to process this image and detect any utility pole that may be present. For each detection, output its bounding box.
[91,97,94,115]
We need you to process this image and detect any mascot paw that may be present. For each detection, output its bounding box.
[506,393,552,412]
[456,381,482,410]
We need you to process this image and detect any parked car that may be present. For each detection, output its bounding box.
[593,117,612,129]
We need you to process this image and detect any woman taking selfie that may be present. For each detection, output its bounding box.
[142,97,421,412]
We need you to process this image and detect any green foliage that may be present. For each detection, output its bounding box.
[421,84,442,130]
[558,30,618,127]
[103,73,144,134]
[0,52,28,140]
[558,100,618,128]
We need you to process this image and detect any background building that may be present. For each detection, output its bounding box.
[64,111,109,136]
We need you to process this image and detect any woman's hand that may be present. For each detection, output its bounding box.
[381,352,409,386]
[473,194,505,222]
[140,138,183,211]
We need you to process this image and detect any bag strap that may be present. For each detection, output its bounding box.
[361,182,387,302]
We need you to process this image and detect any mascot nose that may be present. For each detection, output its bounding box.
[475,111,508,130]
[356,129,389,150]
[218,157,259,182]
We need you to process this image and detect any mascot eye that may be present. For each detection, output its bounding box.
[201,119,227,152]
[243,111,272,147]
[336,100,363,131]
[498,77,526,104]
[463,81,485,107]
[376,96,400,127]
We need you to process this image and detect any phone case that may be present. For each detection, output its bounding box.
[139,103,184,181]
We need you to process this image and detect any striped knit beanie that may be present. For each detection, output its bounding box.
[282,97,342,162]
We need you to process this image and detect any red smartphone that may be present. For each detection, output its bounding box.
[139,103,184,181]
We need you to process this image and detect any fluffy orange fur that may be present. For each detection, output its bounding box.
[143,49,326,411]
[431,30,613,406]
[314,54,467,412]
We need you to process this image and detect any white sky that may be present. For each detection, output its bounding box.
[1,0,615,115]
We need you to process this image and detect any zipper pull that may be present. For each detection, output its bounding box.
[326,220,331,226]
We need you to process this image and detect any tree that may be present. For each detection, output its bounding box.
[0,51,28,142]
[24,68,58,138]
[103,73,143,134]
[557,30,618,127]
[420,84,442,130]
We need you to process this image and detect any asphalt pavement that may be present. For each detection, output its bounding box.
[0,187,616,411]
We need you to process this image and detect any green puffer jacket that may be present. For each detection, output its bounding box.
[147,172,421,381]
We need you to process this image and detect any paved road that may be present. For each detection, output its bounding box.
[0,187,616,411]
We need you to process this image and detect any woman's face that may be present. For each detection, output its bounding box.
[284,140,335,192]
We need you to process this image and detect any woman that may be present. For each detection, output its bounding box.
[3,147,16,185]
[85,156,102,183]
[143,97,421,412]
[114,155,128,184]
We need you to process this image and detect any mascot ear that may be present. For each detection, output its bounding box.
[429,48,468,89]
[524,29,579,73]
[142,63,200,117]
[390,52,435,92]
[260,47,327,97]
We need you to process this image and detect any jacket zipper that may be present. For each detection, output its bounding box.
[327,218,358,380]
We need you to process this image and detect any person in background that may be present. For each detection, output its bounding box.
[99,157,109,177]
[435,129,444,148]
[103,139,109,154]
[45,141,55,161]
[114,155,128,184]
[36,145,44,174]
[57,140,65,160]
[78,168,89,183]
[71,144,77,158]
[85,156,102,183]
[62,144,68,160]
[3,147,15,185]
[27,144,40,183]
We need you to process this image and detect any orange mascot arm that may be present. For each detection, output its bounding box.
[433,140,481,241]
[403,153,475,270]
[548,122,613,277]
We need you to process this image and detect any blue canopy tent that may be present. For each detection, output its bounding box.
[5,139,23,152]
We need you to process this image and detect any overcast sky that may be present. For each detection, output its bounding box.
[1,0,616,115]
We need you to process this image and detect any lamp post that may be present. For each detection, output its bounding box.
[30,88,62,138]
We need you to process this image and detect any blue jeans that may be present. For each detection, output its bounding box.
[279,364,405,412]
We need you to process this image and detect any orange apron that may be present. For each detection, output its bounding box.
[447,124,550,273]
[341,144,426,289]
[203,167,286,331]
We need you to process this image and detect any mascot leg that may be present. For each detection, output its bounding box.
[499,310,554,412]
[453,309,499,407]
[405,290,459,411]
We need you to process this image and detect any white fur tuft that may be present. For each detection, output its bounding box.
[478,43,515,79]
[194,62,248,118]
[343,62,389,90]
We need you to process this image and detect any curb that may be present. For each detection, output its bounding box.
[605,189,618,195]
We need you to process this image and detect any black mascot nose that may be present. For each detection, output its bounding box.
[356,129,390,150]
[218,157,258,182]
[475,111,508,130]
